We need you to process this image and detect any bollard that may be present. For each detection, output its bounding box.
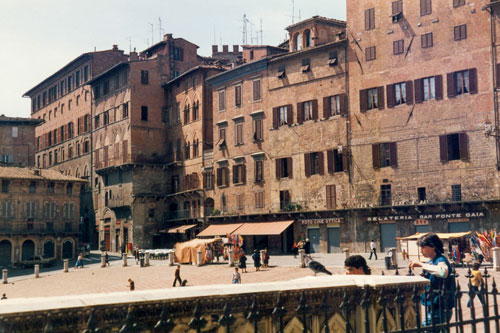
[145,252,150,266]
[101,254,106,268]
[122,253,128,267]
[299,249,306,268]
[228,249,234,267]
[493,247,500,272]
[64,259,69,272]
[168,252,175,266]
[34,264,39,278]
[2,269,7,284]
[196,250,202,267]
[343,248,350,260]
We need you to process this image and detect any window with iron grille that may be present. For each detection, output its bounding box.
[451,184,462,201]
[380,184,392,206]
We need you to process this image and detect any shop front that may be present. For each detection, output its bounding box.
[297,218,344,253]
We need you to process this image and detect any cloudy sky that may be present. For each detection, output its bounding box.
[0,0,346,118]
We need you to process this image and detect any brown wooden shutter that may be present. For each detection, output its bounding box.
[297,102,304,124]
[287,104,293,124]
[312,99,318,120]
[122,140,128,163]
[217,168,222,187]
[390,142,398,167]
[439,135,448,162]
[327,150,334,173]
[95,149,100,168]
[202,173,207,188]
[326,185,336,210]
[447,72,456,98]
[272,107,279,129]
[459,133,468,161]
[496,64,500,88]
[406,81,413,105]
[469,68,478,94]
[287,157,293,178]
[360,89,368,112]
[318,151,324,175]
[372,144,380,169]
[435,75,443,100]
[323,97,330,119]
[365,9,370,30]
[233,165,238,184]
[342,154,349,172]
[340,94,347,115]
[275,159,281,179]
[304,153,311,177]
[377,86,385,110]
[414,79,423,103]
[241,164,246,184]
[225,167,230,186]
[386,84,395,108]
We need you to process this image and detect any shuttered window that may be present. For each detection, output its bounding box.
[360,87,384,111]
[253,118,263,141]
[326,185,336,210]
[273,105,292,128]
[255,160,264,182]
[453,0,465,7]
[439,133,468,162]
[217,167,230,187]
[218,90,226,111]
[415,75,442,102]
[323,94,346,118]
[297,100,317,123]
[454,24,467,41]
[232,164,246,184]
[447,69,477,97]
[393,40,404,55]
[255,191,264,208]
[235,123,243,145]
[235,85,242,107]
[372,143,398,169]
[365,8,375,30]
[304,152,324,177]
[387,81,413,107]
[276,157,293,179]
[421,33,433,48]
[420,0,432,16]
[365,46,376,61]
[327,149,347,173]
[253,79,261,101]
[236,194,244,210]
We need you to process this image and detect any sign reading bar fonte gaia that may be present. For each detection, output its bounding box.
[367,211,485,222]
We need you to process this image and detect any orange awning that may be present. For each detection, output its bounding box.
[234,220,294,236]
[164,224,197,234]
[197,223,243,237]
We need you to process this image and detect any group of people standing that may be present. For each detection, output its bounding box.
[292,239,311,258]
[232,248,270,283]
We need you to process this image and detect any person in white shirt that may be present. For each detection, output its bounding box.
[232,267,241,284]
[369,240,377,260]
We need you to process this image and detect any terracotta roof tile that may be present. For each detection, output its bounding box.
[0,167,86,182]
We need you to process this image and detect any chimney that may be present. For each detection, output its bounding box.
[112,44,118,50]
[222,45,229,53]
[212,45,218,54]
[233,45,239,53]
[129,51,138,61]
[164,33,173,41]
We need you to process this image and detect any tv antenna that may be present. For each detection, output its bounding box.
[158,18,164,41]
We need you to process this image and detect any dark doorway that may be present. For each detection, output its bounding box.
[22,240,35,260]
[0,240,12,267]
[44,240,55,257]
[62,240,73,259]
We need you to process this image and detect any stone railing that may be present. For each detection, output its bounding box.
[0,275,428,332]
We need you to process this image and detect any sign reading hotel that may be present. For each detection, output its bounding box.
[301,218,344,225]
[367,211,485,222]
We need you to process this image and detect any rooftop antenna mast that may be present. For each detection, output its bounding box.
[291,0,300,24]
[158,18,164,40]
[242,14,249,44]
[149,23,154,45]
[259,18,263,44]
[127,36,132,53]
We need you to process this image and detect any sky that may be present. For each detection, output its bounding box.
[0,0,346,118]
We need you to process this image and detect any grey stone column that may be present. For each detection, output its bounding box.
[101,254,106,268]
[196,251,202,267]
[145,252,150,266]
[122,253,128,267]
[34,264,39,278]
[168,252,175,266]
[63,259,69,272]
[2,269,7,284]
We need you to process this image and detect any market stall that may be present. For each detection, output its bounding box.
[174,238,223,265]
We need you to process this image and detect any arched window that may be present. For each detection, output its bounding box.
[294,33,302,51]
[304,29,312,48]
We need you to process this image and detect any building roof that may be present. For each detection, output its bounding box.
[285,16,346,31]
[86,61,130,85]
[268,39,346,63]
[162,65,227,87]
[0,167,86,182]
[0,115,42,125]
[141,36,199,56]
[242,45,287,51]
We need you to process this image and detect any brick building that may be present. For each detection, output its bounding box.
[0,167,85,267]
[0,116,41,167]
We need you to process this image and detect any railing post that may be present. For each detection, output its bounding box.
[168,252,175,266]
[228,249,234,267]
[343,248,350,260]
[63,259,69,272]
[299,249,306,268]
[196,251,202,267]
[122,253,128,267]
[2,269,7,284]
[145,252,150,266]
[492,247,500,272]
[101,253,106,267]
[34,264,39,278]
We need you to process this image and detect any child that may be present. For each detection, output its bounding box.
[128,278,135,291]
[232,267,241,284]
[468,262,485,307]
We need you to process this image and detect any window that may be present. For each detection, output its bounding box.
[84,66,89,82]
[184,105,190,124]
[324,94,345,118]
[46,222,54,232]
[122,102,129,118]
[279,190,291,210]
[421,32,433,48]
[103,81,109,95]
[192,102,199,121]
[360,87,384,111]
[328,51,338,66]
[380,184,392,206]
[387,81,412,107]
[255,191,264,208]
[453,0,465,7]
[365,8,375,30]
[171,175,180,193]
[141,106,148,121]
[440,133,468,162]
[29,181,37,193]
[1,201,12,218]
[294,33,302,51]
[276,157,293,179]
[372,143,398,168]
[148,209,155,218]
[162,107,169,123]
[420,0,432,16]
[326,185,336,210]
[254,160,264,182]
[253,118,263,141]
[273,105,292,128]
[94,115,100,128]
[233,164,246,184]
[216,167,230,187]
[103,111,109,125]
[218,90,226,111]
[393,40,404,55]
[414,75,443,102]
[304,30,312,47]
[48,182,55,194]
[392,0,403,22]
[203,172,214,190]
[327,149,347,173]
[454,24,467,41]
[451,184,462,201]
[193,140,199,158]
[1,180,9,193]
[173,47,184,61]
[301,58,310,72]
[66,183,73,195]
[218,127,226,148]
[418,187,426,201]
[63,203,74,219]
[448,69,477,97]
[12,127,18,138]
[236,194,245,211]
[176,103,181,124]
[423,77,435,101]
[277,65,286,78]
[235,85,242,107]
[0,155,12,164]
[235,122,243,145]
[184,142,190,160]
[64,222,72,232]
[141,70,149,84]
[297,100,316,123]
[253,79,261,101]
[305,152,323,177]
[365,46,376,61]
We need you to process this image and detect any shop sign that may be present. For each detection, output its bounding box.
[301,218,344,225]
[367,211,485,222]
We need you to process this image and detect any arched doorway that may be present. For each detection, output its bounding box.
[62,240,74,259]
[22,240,35,260]
[44,240,55,258]
[0,240,12,267]
[205,198,215,216]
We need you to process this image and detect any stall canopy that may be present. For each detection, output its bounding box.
[163,224,197,234]
[197,223,243,237]
[174,238,220,265]
[397,231,471,240]
[235,220,294,235]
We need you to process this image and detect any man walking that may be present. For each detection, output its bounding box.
[369,240,378,260]
[172,265,182,287]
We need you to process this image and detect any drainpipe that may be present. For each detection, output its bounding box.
[488,6,500,169]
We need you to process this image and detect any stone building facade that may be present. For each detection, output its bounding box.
[0,116,41,167]
[0,167,85,266]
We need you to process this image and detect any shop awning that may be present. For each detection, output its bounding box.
[235,220,294,236]
[397,231,471,240]
[197,223,243,237]
[163,224,197,234]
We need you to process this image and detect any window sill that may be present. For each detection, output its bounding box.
[234,182,246,186]
[235,143,244,147]
[218,185,229,189]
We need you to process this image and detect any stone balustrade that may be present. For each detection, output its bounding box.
[0,275,428,332]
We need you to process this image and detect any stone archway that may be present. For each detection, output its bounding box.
[22,239,35,260]
[62,240,74,259]
[44,239,55,258]
[0,240,12,267]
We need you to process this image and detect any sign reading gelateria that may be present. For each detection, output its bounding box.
[367,211,485,222]
[301,218,344,225]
